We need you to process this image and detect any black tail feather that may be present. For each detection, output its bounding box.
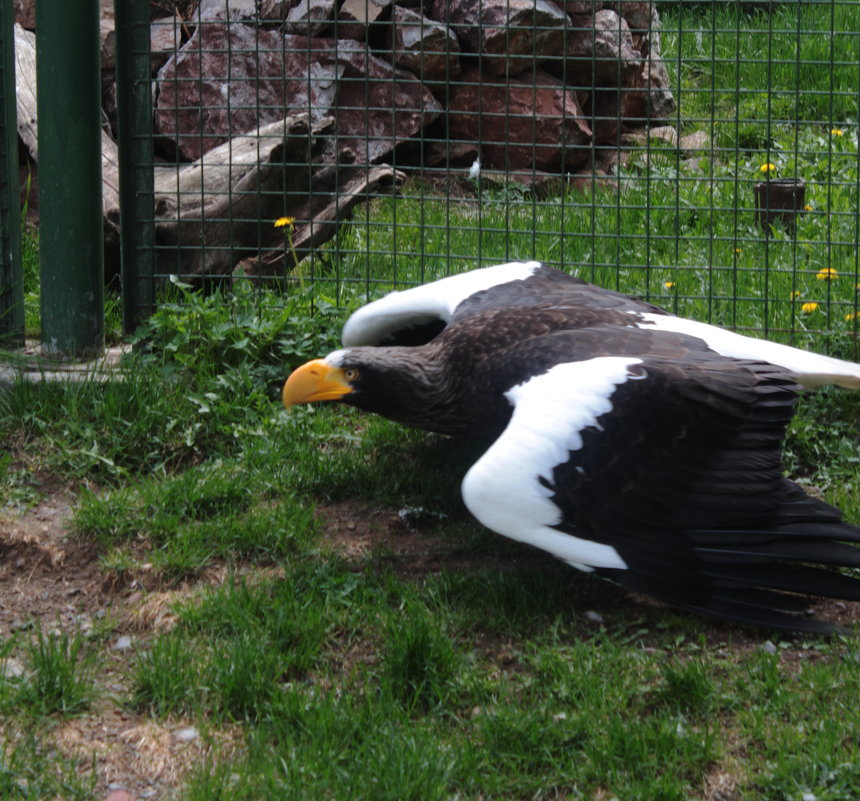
[705,563,860,602]
[680,600,843,635]
[695,539,860,568]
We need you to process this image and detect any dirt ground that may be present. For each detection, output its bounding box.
[0,486,216,800]
[2,484,859,800]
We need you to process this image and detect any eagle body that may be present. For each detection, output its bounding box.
[284,262,860,632]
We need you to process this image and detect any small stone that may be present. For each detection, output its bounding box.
[114,635,133,651]
[552,711,568,722]
[648,125,679,147]
[174,726,199,743]
[680,130,709,153]
[0,657,26,679]
[105,789,134,801]
[762,640,778,655]
[584,610,604,623]
[802,793,817,801]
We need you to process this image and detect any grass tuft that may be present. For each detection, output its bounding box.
[131,631,204,718]
[380,602,460,710]
[14,627,95,717]
[655,658,716,715]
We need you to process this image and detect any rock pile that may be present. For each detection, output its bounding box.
[149,0,675,176]
[14,0,677,278]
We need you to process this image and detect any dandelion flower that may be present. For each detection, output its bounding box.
[789,291,802,300]
[816,267,838,281]
[831,128,844,137]
[801,302,820,314]
[760,163,776,174]
[734,248,743,254]
[663,281,676,290]
[274,216,295,228]
[804,205,813,212]
[845,312,857,322]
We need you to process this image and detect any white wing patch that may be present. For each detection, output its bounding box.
[341,261,542,346]
[461,357,641,572]
[640,313,860,389]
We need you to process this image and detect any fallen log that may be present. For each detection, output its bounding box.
[15,23,120,234]
[147,112,334,277]
[234,161,407,282]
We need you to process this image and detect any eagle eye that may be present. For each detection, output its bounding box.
[343,367,360,381]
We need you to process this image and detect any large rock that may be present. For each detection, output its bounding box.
[155,24,340,160]
[337,0,393,41]
[564,1,608,11]
[620,3,676,122]
[284,0,337,36]
[448,66,592,172]
[194,0,292,21]
[155,23,440,163]
[431,0,569,77]
[563,9,641,87]
[329,39,443,163]
[13,0,35,29]
[616,1,655,34]
[387,7,460,87]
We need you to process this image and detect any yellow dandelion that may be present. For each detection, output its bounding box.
[734,248,743,254]
[831,128,844,137]
[803,205,813,212]
[856,283,860,291]
[274,216,295,228]
[760,162,776,174]
[801,302,820,314]
[663,281,676,290]
[816,267,838,281]
[845,312,857,322]
[789,290,802,300]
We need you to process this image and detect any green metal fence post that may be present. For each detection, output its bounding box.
[115,0,154,334]
[0,0,23,347]
[36,0,103,358]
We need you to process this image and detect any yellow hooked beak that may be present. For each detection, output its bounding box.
[282,359,354,408]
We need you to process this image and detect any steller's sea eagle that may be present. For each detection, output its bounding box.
[283,261,860,632]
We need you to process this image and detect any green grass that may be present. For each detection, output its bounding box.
[0,733,95,800]
[1,628,97,718]
[2,4,860,799]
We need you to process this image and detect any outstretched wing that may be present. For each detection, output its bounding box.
[342,261,860,388]
[341,261,546,347]
[460,350,860,632]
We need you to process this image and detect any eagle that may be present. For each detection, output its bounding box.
[283,261,860,632]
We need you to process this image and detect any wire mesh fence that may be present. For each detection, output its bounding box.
[113,0,859,353]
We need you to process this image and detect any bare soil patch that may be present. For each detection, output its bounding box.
[0,487,238,799]
[0,486,110,636]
